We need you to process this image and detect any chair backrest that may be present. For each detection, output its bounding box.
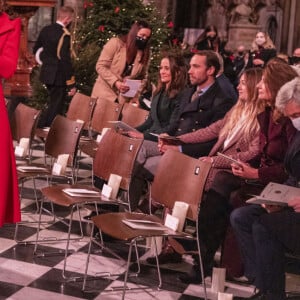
[90,98,122,134]
[93,130,143,191]
[151,150,211,221]
[120,103,149,128]
[10,103,41,143]
[45,115,84,167]
[66,92,96,130]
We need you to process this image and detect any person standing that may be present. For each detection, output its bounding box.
[91,20,152,104]
[246,31,276,69]
[0,1,21,226]
[33,6,76,128]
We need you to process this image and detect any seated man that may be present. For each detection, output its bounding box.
[130,50,236,211]
[231,77,300,300]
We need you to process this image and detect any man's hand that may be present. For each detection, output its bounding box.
[288,197,300,212]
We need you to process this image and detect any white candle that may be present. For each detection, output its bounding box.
[108,174,122,200]
[172,201,189,232]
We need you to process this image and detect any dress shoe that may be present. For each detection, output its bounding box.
[233,275,254,285]
[146,251,182,265]
[178,265,210,284]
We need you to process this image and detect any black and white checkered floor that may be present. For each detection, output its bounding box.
[0,143,300,300]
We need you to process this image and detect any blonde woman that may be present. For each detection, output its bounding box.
[246,31,276,68]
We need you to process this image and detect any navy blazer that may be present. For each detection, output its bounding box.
[33,23,74,86]
[168,81,236,158]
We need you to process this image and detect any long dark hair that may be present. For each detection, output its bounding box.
[155,53,187,99]
[124,20,152,65]
[195,25,220,52]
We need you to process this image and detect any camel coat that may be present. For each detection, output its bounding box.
[91,37,149,104]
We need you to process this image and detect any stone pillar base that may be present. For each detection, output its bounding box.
[226,24,261,51]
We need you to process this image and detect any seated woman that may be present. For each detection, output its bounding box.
[127,53,187,141]
[231,77,300,300]
[148,60,298,285]
[145,67,263,264]
[127,53,187,210]
[246,31,276,69]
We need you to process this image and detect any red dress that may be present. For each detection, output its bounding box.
[0,13,21,226]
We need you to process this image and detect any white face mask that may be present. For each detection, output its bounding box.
[291,117,300,131]
[256,37,266,46]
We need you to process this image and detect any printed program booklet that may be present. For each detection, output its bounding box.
[246,182,300,206]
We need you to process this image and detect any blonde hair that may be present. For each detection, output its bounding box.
[219,68,264,143]
[57,6,74,20]
[251,31,275,51]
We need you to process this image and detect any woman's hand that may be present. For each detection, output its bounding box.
[231,161,259,179]
[115,80,130,94]
[127,131,143,139]
[288,196,300,212]
[199,156,214,164]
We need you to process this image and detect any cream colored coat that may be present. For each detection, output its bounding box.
[91,37,149,104]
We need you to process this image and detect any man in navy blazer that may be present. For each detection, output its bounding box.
[33,6,76,128]
[131,50,236,209]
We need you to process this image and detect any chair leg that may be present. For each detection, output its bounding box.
[196,220,208,300]
[153,237,163,289]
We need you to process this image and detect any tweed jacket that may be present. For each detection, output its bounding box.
[179,110,260,190]
[136,89,181,141]
[33,23,74,87]
[168,81,236,158]
[91,37,149,104]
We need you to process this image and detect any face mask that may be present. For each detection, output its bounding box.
[291,117,300,131]
[207,35,216,41]
[135,36,148,50]
[255,37,266,46]
[290,56,300,65]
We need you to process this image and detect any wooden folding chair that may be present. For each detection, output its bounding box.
[120,103,149,128]
[10,103,41,162]
[34,129,143,279]
[15,115,84,242]
[79,98,123,159]
[66,92,97,131]
[82,150,211,299]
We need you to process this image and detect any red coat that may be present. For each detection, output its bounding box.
[0,13,21,226]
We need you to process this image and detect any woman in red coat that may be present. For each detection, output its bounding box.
[0,2,21,226]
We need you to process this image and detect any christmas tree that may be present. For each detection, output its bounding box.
[29,0,176,108]
[73,0,174,95]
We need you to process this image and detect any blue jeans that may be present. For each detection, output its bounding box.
[230,205,290,298]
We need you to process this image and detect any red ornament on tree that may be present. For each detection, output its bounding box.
[114,6,120,13]
[167,21,174,28]
[98,25,105,32]
[83,1,93,8]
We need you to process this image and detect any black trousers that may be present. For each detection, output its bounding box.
[38,84,66,128]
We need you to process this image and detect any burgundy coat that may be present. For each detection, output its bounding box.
[0,13,21,226]
[249,108,296,185]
